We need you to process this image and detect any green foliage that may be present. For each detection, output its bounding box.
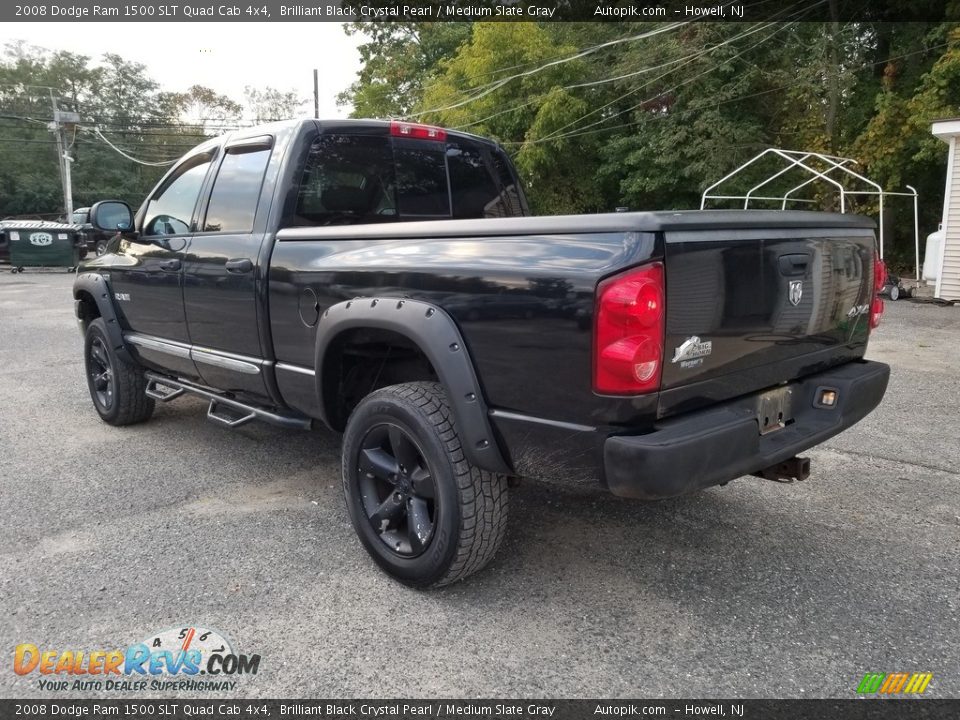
[337,22,471,117]
[0,42,304,219]
[5,14,960,273]
[243,85,305,123]
[341,16,959,268]
[409,22,603,212]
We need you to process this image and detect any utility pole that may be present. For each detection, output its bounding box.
[48,91,79,219]
[313,68,319,119]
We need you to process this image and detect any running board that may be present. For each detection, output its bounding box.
[144,373,312,431]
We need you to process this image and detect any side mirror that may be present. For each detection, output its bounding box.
[90,200,135,234]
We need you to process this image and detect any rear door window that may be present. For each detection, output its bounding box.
[203,146,271,233]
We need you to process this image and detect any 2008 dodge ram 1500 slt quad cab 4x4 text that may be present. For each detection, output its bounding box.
[74,118,889,587]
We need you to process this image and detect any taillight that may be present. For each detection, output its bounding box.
[871,255,886,329]
[390,120,447,142]
[593,263,665,395]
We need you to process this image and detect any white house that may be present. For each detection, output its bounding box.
[930,119,960,300]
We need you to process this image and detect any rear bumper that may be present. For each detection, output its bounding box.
[603,359,890,499]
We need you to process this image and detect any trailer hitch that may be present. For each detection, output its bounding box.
[752,456,811,483]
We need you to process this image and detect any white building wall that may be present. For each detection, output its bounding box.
[936,133,960,300]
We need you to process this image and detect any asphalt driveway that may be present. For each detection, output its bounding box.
[1,272,958,698]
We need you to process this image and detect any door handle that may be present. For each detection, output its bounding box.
[159,258,181,271]
[225,258,253,274]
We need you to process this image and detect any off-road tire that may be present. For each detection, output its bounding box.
[84,318,155,426]
[342,381,509,588]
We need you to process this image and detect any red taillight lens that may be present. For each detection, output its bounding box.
[594,263,665,395]
[390,120,447,142]
[871,255,886,329]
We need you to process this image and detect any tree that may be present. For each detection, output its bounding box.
[337,21,472,118]
[415,22,606,213]
[243,85,305,123]
[163,84,241,129]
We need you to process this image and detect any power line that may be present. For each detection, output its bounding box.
[90,128,178,166]
[403,22,690,121]
[497,38,954,148]
[522,1,820,146]
[451,17,791,132]
[408,0,783,108]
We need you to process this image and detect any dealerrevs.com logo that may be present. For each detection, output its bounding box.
[14,626,261,692]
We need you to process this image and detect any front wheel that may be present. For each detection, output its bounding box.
[84,318,155,426]
[341,382,509,588]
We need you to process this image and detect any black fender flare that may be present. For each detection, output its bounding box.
[73,272,133,364]
[314,297,512,475]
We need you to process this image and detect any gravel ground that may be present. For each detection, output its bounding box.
[0,272,958,699]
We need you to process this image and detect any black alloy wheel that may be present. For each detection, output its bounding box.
[83,318,154,426]
[87,335,115,412]
[357,423,438,557]
[341,382,509,588]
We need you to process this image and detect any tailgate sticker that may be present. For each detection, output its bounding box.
[672,336,713,365]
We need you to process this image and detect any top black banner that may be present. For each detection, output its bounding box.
[5,0,959,23]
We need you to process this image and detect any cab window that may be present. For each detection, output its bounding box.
[447,141,507,218]
[393,138,450,218]
[289,135,396,227]
[143,155,213,236]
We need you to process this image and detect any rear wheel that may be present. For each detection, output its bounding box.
[95,239,108,256]
[342,382,509,588]
[84,318,154,426]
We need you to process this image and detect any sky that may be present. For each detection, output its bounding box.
[9,23,365,118]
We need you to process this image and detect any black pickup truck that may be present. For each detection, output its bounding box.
[73,118,889,587]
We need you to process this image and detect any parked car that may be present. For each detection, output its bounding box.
[72,118,889,588]
[71,207,118,256]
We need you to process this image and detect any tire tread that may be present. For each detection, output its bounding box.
[86,318,154,426]
[351,381,508,588]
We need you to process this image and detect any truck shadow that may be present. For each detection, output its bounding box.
[145,397,899,626]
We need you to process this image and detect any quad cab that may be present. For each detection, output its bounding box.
[74,119,889,587]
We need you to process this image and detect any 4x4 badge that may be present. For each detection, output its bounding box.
[789,280,803,306]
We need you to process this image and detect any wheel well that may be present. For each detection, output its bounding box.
[75,291,101,331]
[322,327,437,431]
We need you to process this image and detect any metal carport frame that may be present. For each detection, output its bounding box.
[700,148,920,279]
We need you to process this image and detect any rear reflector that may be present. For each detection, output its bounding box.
[390,120,447,142]
[593,263,665,395]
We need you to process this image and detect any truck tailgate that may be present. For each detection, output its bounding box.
[659,227,877,417]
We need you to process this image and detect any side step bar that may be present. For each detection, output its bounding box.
[144,372,312,431]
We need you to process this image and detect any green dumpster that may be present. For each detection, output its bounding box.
[1,220,82,273]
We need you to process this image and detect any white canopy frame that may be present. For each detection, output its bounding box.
[700,148,920,279]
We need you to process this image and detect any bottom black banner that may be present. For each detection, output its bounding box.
[1,699,957,720]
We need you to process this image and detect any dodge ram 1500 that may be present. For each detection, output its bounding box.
[74,118,889,587]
